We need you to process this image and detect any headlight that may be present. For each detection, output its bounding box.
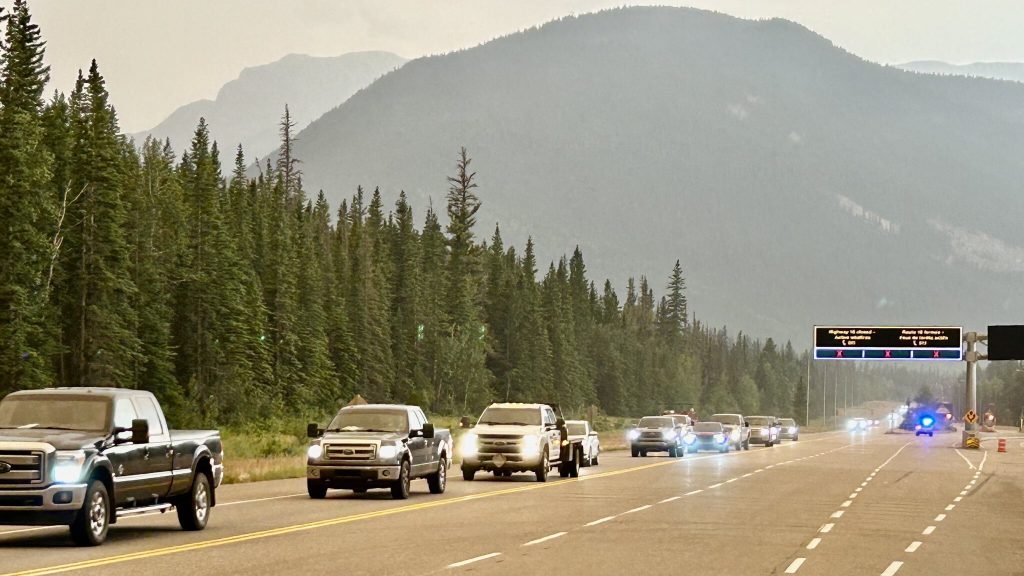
[459,433,478,458]
[662,430,676,440]
[378,445,399,460]
[627,429,641,440]
[730,428,740,440]
[846,420,857,430]
[760,428,769,436]
[714,433,726,443]
[521,435,541,457]
[307,444,323,460]
[788,426,797,434]
[684,433,697,445]
[53,450,86,484]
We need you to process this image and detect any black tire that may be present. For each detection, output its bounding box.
[462,466,476,481]
[592,452,599,466]
[640,449,648,457]
[535,448,549,482]
[307,479,328,499]
[391,459,411,500]
[631,447,639,457]
[177,473,212,531]
[427,458,447,494]
[69,479,110,546]
[677,445,685,458]
[719,446,728,453]
[568,449,581,478]
[743,439,750,451]
[352,487,367,494]
[929,432,934,437]
[793,436,799,442]
[668,446,677,457]
[767,441,774,448]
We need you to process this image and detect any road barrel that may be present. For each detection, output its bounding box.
[998,438,1007,453]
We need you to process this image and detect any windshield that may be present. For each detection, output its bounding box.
[0,396,110,431]
[638,417,674,428]
[780,419,796,426]
[566,423,587,435]
[328,410,408,432]
[694,422,723,433]
[709,414,742,426]
[746,417,771,426]
[478,407,542,426]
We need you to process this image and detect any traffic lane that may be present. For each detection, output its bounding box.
[892,444,1024,576]
[793,432,976,575]
[0,432,848,576]
[0,451,652,573]
[448,432,888,575]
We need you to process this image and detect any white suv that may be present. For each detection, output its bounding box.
[459,403,580,482]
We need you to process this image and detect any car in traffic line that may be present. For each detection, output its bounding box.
[628,416,686,457]
[745,415,780,447]
[566,420,600,466]
[778,418,799,441]
[707,413,750,451]
[914,414,937,437]
[0,387,223,546]
[306,404,451,500]
[460,403,584,481]
[847,417,869,432]
[684,421,731,453]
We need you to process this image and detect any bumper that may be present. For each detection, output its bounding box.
[462,453,543,471]
[308,464,401,487]
[779,432,797,439]
[689,441,728,451]
[0,483,88,524]
[632,440,679,451]
[750,434,775,444]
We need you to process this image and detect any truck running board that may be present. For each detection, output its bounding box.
[118,503,173,517]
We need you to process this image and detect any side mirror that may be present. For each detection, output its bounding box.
[131,419,149,445]
[744,422,750,428]
[423,423,435,439]
[459,416,472,429]
[307,423,323,438]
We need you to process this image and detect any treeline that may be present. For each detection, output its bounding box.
[0,2,925,426]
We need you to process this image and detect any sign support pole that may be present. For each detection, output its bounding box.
[962,332,986,448]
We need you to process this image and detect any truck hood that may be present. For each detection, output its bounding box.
[469,424,542,436]
[0,428,106,450]
[320,431,407,443]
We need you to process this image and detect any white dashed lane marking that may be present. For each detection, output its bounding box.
[448,553,501,568]
[905,541,921,553]
[820,523,834,533]
[625,505,651,514]
[880,561,904,576]
[922,526,936,535]
[785,558,806,574]
[806,538,821,550]
[659,496,681,504]
[523,532,566,547]
[585,516,616,527]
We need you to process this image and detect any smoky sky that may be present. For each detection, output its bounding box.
[10,0,1024,133]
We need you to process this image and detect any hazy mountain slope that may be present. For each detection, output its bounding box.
[289,7,1024,345]
[134,51,406,165]
[899,60,1024,84]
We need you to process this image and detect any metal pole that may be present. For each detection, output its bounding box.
[805,355,811,427]
[844,373,848,416]
[963,332,984,447]
[823,363,827,429]
[834,370,838,427]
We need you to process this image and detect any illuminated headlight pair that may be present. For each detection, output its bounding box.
[683,433,697,445]
[459,433,479,458]
[53,450,86,484]
[627,429,641,441]
[714,434,726,443]
[307,443,323,460]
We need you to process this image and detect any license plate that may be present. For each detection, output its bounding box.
[493,454,507,467]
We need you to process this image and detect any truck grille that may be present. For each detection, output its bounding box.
[641,431,663,440]
[324,443,376,461]
[477,435,523,455]
[0,450,44,485]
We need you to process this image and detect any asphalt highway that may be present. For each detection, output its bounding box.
[2,428,1022,576]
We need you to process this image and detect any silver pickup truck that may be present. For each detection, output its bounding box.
[306,404,452,500]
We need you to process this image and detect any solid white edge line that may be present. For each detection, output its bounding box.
[585,515,616,527]
[922,526,936,535]
[881,560,904,576]
[954,449,977,470]
[709,483,723,489]
[660,496,681,504]
[625,505,651,514]
[905,541,921,553]
[806,537,821,550]
[785,558,806,574]
[523,532,566,547]
[684,489,703,496]
[726,478,738,483]
[219,493,307,507]
[447,552,501,568]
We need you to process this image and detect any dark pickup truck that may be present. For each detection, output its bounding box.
[0,387,223,546]
[306,404,452,500]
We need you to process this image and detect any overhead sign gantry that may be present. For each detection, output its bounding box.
[813,326,962,361]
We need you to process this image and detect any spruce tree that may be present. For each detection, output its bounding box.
[445,147,481,329]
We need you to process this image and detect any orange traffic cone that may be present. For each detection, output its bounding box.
[998,438,1007,453]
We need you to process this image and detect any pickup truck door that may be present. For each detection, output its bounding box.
[407,408,430,476]
[106,398,151,506]
[132,396,173,501]
[543,408,561,460]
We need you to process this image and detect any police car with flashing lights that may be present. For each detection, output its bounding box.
[914,415,936,437]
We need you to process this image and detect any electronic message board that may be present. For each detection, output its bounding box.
[813,326,962,361]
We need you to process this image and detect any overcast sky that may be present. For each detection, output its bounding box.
[10,0,1024,133]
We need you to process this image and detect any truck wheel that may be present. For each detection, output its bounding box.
[767,441,774,448]
[668,446,677,457]
[177,473,212,531]
[743,439,750,451]
[307,479,328,499]
[568,448,581,478]
[631,447,639,458]
[593,452,600,466]
[69,479,110,546]
[352,487,367,494]
[391,459,411,500]
[427,458,447,494]
[462,467,476,481]
[535,448,549,482]
[640,449,648,457]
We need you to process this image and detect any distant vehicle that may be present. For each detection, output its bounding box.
[684,422,730,453]
[306,404,452,499]
[847,417,868,432]
[566,420,600,466]
[707,413,750,451]
[914,414,936,437]
[666,413,694,432]
[778,418,800,441]
[628,416,686,457]
[745,416,779,447]
[0,388,223,546]
[460,403,583,481]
